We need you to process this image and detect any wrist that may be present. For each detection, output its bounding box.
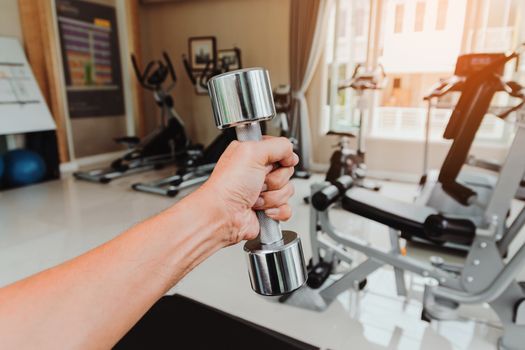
[144,188,232,286]
[183,184,234,248]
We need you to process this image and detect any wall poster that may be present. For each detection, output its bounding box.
[56,0,125,118]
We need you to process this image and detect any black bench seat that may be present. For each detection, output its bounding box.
[342,188,437,238]
[341,188,476,245]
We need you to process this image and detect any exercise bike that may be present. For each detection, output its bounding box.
[74,52,193,184]
[130,50,242,197]
[303,64,383,204]
[326,64,384,191]
[292,48,525,350]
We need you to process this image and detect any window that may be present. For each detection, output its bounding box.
[472,0,516,52]
[436,0,448,30]
[354,8,365,36]
[325,0,519,144]
[325,0,371,133]
[394,4,404,33]
[414,1,425,32]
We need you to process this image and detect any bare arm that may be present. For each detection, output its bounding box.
[0,137,297,349]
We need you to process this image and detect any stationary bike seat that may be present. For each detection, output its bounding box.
[327,131,356,138]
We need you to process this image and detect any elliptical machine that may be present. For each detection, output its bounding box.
[130,49,242,197]
[74,52,193,184]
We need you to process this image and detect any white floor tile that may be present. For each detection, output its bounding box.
[1,171,522,349]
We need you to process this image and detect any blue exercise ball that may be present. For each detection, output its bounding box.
[4,149,46,186]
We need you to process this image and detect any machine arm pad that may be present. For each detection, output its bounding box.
[423,214,476,245]
[312,175,353,211]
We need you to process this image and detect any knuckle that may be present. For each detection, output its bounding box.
[286,183,295,196]
[288,166,295,178]
[238,143,255,158]
[267,169,290,190]
[260,191,272,203]
[286,140,294,152]
[275,172,288,188]
[278,137,293,151]
[280,206,292,221]
[267,174,280,189]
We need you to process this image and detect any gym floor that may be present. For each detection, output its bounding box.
[2,170,523,349]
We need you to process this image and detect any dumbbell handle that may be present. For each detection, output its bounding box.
[235,122,283,245]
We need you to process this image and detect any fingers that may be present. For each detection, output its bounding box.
[265,204,292,221]
[255,137,297,167]
[280,152,299,168]
[254,183,294,210]
[265,166,295,191]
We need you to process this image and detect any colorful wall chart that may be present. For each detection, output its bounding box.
[56,0,125,118]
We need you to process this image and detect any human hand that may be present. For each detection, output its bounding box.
[197,136,298,245]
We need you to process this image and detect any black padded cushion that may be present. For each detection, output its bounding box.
[342,188,438,238]
[327,130,356,138]
[115,294,317,350]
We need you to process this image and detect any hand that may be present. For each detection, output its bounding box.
[198,136,299,245]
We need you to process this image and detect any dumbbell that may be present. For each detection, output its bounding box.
[207,68,307,296]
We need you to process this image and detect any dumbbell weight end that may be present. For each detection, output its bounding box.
[244,230,306,296]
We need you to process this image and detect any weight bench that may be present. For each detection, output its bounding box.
[343,188,476,245]
[301,170,525,349]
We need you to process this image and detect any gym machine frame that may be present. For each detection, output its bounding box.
[308,109,525,349]
[302,51,525,350]
[415,52,525,252]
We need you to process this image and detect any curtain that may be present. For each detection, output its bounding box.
[289,0,333,170]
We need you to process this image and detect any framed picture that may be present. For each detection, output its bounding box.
[218,48,242,70]
[188,36,217,71]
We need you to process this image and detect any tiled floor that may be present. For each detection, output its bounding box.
[1,168,521,349]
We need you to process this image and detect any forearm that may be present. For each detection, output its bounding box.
[0,189,228,349]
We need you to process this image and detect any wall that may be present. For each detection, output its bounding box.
[0,0,23,41]
[0,0,23,152]
[139,0,290,145]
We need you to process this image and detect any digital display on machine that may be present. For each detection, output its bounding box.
[454,53,506,77]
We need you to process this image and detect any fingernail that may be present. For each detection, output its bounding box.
[254,197,264,208]
[265,208,279,216]
[261,183,268,192]
[293,153,299,163]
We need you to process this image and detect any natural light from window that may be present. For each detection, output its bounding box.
[325,0,523,144]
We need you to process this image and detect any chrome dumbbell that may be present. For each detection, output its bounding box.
[207,68,307,296]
